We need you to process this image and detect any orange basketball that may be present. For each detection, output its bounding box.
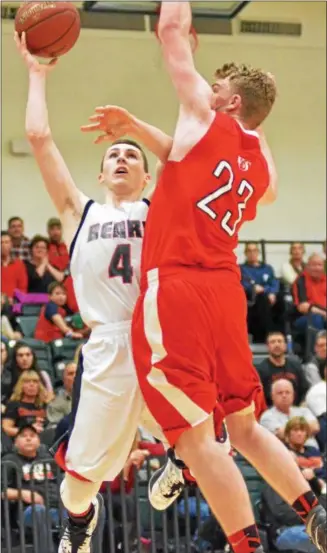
[15,2,81,58]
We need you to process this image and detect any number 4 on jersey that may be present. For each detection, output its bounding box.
[197,160,254,237]
[109,244,133,284]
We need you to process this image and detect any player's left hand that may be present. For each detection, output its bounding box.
[268,293,276,305]
[80,106,135,144]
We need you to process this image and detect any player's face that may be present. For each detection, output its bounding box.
[99,144,149,198]
[211,78,242,116]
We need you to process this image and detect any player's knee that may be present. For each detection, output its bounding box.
[226,411,257,449]
[60,474,100,514]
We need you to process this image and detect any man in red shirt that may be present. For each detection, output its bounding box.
[293,253,326,332]
[1,231,27,301]
[47,218,69,270]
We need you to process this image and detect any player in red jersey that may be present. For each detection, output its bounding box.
[82,4,327,551]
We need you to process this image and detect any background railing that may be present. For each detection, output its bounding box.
[238,239,324,264]
[1,455,269,553]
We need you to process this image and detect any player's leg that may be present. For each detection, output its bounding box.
[217,282,327,552]
[56,325,144,553]
[148,407,231,510]
[226,412,326,551]
[132,271,264,553]
[148,387,266,511]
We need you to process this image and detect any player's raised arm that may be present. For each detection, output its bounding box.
[157,2,212,120]
[81,105,173,164]
[257,127,278,205]
[15,33,87,219]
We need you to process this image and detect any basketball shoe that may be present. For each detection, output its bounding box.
[306,504,327,553]
[59,493,104,553]
[149,421,231,511]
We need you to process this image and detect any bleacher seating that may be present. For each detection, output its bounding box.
[16,316,38,338]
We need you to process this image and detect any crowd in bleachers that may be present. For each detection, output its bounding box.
[1,216,327,553]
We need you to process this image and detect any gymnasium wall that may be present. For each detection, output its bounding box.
[1,1,326,267]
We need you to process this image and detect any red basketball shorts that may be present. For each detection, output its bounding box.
[132,267,264,446]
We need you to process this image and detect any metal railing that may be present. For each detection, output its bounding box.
[1,457,225,553]
[238,239,324,264]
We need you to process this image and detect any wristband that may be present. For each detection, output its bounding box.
[65,331,73,338]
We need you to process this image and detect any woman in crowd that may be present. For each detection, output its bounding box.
[281,242,306,285]
[2,342,53,403]
[284,417,326,498]
[24,235,64,294]
[2,369,48,438]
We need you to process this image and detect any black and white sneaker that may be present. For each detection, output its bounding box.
[59,494,104,553]
[306,504,327,553]
[148,448,186,511]
[149,421,231,512]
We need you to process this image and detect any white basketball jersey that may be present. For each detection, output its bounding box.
[70,198,149,327]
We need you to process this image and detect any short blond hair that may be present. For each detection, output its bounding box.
[215,62,277,128]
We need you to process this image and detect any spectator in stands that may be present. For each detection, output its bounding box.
[47,217,69,270]
[2,342,53,403]
[256,331,309,405]
[304,330,327,385]
[1,231,27,301]
[24,235,64,294]
[34,282,83,343]
[261,482,320,553]
[1,422,61,553]
[1,341,11,413]
[306,362,327,452]
[240,242,280,343]
[293,253,327,333]
[281,241,306,286]
[47,362,77,425]
[284,417,326,491]
[2,370,48,439]
[260,379,320,448]
[7,216,30,261]
[1,294,22,341]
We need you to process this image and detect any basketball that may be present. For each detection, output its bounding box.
[15,2,81,58]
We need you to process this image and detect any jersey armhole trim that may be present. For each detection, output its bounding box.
[69,200,94,259]
[142,198,151,207]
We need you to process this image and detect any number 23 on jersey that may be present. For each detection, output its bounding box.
[197,160,254,237]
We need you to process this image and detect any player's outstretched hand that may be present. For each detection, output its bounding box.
[81,105,135,144]
[14,32,58,74]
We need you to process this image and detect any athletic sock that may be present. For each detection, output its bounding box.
[69,503,95,526]
[292,490,319,523]
[228,524,261,553]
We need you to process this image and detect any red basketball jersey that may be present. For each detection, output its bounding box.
[142,112,270,276]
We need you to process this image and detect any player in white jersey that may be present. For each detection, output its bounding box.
[15,33,169,553]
